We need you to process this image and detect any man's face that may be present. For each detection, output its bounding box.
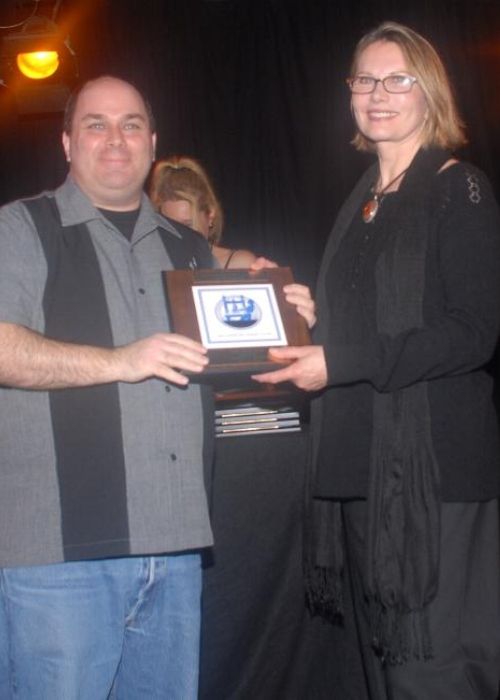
[62,77,156,211]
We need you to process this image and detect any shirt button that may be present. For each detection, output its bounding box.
[164,385,171,393]
[170,453,177,461]
[138,288,146,295]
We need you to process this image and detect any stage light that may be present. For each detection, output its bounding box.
[0,15,78,114]
[16,50,60,79]
[1,16,65,75]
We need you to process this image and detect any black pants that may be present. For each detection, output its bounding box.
[341,498,500,700]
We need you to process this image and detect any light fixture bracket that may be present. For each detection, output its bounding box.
[1,17,65,59]
[0,14,78,114]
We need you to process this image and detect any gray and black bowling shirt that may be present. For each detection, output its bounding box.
[0,177,214,567]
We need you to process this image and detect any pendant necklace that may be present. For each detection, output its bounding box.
[362,165,410,224]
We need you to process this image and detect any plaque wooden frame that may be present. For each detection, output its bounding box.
[163,266,311,382]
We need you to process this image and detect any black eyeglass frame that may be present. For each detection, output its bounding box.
[346,74,418,94]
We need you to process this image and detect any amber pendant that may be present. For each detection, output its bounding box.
[362,196,379,223]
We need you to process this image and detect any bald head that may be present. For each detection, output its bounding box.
[63,76,156,135]
[62,76,157,210]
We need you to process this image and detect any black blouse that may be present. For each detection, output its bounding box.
[315,163,500,501]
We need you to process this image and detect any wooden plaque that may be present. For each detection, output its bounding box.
[163,266,311,383]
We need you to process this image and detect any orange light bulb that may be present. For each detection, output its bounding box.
[16,51,59,79]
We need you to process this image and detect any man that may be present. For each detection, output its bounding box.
[0,75,214,698]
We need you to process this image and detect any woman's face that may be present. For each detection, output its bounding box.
[351,40,428,154]
[160,198,212,238]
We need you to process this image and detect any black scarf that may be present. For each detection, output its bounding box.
[306,147,450,664]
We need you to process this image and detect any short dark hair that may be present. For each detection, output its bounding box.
[62,76,156,134]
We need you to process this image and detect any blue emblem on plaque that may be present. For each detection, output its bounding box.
[216,294,262,328]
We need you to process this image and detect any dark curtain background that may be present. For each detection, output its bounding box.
[1,0,499,285]
[0,4,499,695]
[1,0,499,386]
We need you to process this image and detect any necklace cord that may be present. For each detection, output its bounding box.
[374,165,411,197]
[362,164,410,224]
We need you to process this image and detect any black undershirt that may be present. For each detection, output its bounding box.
[98,207,140,241]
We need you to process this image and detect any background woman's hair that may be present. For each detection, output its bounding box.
[149,155,224,243]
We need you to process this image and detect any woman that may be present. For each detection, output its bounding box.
[150,155,257,268]
[254,22,500,698]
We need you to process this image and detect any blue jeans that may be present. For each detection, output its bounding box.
[0,553,202,699]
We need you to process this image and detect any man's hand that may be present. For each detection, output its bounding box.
[114,333,208,386]
[0,322,208,390]
[252,345,327,392]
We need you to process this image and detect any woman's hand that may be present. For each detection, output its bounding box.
[249,256,278,271]
[252,345,327,392]
[248,259,316,328]
[283,283,316,329]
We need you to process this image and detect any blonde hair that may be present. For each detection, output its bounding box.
[149,155,224,243]
[349,21,467,152]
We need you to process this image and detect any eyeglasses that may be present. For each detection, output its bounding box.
[346,74,418,94]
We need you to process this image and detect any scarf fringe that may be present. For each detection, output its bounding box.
[369,599,434,665]
[305,565,343,622]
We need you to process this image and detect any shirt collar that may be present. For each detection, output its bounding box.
[54,175,182,241]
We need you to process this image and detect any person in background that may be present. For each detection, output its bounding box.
[253,21,500,699]
[150,155,257,269]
